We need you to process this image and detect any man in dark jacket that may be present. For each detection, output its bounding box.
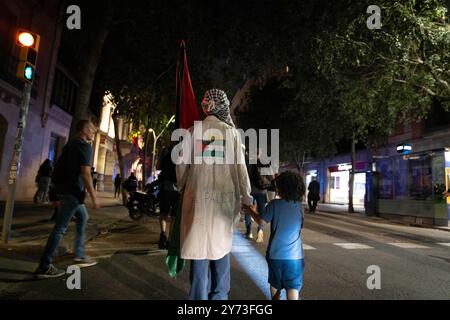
[307,179,320,214]
[35,120,100,279]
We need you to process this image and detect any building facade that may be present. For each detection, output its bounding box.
[303,121,450,227]
[91,93,135,192]
[0,0,70,201]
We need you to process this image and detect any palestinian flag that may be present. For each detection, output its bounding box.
[175,40,200,129]
[166,40,200,278]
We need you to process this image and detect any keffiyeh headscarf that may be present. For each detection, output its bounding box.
[202,89,235,127]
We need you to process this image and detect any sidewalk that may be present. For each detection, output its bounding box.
[0,192,127,265]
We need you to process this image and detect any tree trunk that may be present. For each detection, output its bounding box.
[142,130,148,187]
[112,114,127,206]
[301,151,306,176]
[69,0,113,138]
[348,130,356,213]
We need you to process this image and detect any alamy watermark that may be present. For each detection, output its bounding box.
[366,265,381,290]
[66,265,81,290]
[367,5,382,30]
[171,121,279,175]
[66,5,81,30]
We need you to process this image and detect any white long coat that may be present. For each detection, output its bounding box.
[176,116,253,260]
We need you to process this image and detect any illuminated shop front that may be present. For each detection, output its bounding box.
[303,151,372,208]
[92,93,134,191]
[328,163,367,205]
[374,148,450,226]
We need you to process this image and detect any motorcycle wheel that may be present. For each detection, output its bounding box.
[128,202,144,221]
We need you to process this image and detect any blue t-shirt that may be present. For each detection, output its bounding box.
[261,199,303,260]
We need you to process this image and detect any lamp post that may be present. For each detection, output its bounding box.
[149,115,175,181]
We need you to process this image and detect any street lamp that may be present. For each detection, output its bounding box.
[148,115,175,181]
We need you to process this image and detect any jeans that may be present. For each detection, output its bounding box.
[39,194,89,269]
[308,195,319,212]
[36,176,51,203]
[189,254,230,300]
[245,191,266,234]
[114,185,121,198]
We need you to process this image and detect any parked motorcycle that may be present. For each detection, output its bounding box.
[126,180,159,220]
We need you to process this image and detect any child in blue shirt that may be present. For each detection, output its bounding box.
[243,171,305,300]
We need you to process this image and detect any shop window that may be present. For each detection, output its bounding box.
[432,153,446,203]
[394,157,409,199]
[407,155,432,200]
[331,176,340,189]
[376,159,394,199]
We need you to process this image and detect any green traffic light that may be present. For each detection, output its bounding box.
[24,65,33,81]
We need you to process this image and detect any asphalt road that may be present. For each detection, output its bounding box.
[0,209,449,300]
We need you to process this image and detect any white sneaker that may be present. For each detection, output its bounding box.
[73,257,98,268]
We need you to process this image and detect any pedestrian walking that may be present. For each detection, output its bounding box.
[34,120,101,279]
[246,149,273,243]
[34,159,53,204]
[307,178,320,213]
[176,89,253,300]
[156,144,179,249]
[114,174,122,198]
[242,170,306,300]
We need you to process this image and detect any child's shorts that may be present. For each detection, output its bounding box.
[267,258,304,291]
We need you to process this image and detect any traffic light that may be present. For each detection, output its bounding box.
[16,30,40,83]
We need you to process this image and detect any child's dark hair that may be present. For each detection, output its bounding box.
[275,171,305,202]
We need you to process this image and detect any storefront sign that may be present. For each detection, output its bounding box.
[329,162,368,172]
[338,163,352,171]
[397,143,412,154]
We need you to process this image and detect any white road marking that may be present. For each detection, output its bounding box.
[388,243,430,249]
[333,243,374,249]
[436,243,450,247]
[303,244,316,250]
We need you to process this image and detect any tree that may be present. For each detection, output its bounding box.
[237,73,347,170]
[68,0,114,138]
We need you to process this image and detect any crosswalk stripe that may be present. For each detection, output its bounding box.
[333,243,373,249]
[388,243,430,249]
[436,243,450,247]
[303,244,316,250]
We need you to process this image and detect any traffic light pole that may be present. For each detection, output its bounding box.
[2,82,32,244]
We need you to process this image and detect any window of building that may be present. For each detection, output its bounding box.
[48,133,65,165]
[51,67,78,113]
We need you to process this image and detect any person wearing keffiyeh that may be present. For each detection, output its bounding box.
[201,88,235,127]
[175,89,252,300]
